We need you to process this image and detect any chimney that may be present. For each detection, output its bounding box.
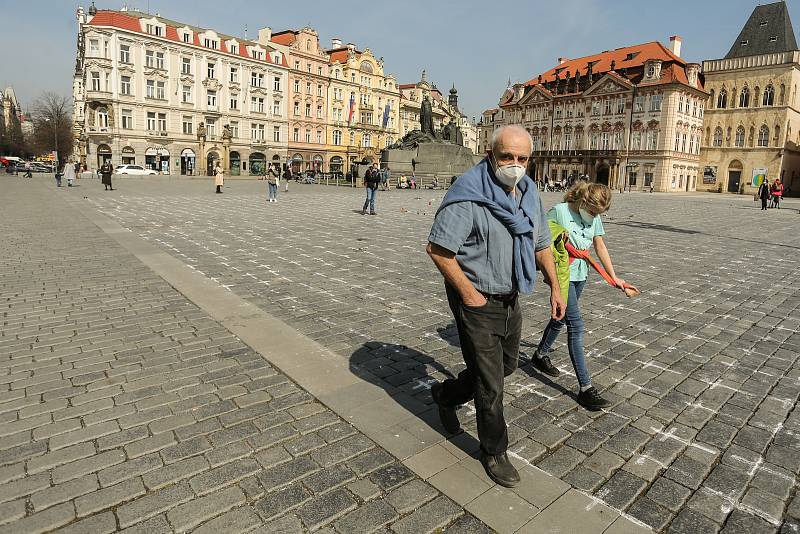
[257,27,272,45]
[331,37,342,48]
[669,35,682,57]
[558,57,569,65]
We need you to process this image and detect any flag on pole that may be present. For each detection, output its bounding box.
[347,93,356,124]
[382,101,391,128]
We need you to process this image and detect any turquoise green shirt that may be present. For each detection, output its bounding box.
[547,202,605,282]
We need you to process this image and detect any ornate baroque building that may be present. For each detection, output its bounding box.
[699,1,800,195]
[485,38,708,192]
[325,40,400,174]
[73,6,289,175]
[271,28,331,174]
[398,71,478,154]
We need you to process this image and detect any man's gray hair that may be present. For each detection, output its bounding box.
[490,125,533,153]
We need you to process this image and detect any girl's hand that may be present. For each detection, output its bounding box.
[622,285,640,298]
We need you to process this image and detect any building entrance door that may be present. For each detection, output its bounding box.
[727,171,741,193]
[597,165,609,186]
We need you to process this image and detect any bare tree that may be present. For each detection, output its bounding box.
[31,92,73,165]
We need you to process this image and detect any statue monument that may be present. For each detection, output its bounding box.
[382,79,478,184]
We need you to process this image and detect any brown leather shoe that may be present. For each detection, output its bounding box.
[431,382,462,435]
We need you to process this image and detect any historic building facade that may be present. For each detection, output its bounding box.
[699,1,800,195]
[272,28,330,174]
[325,41,400,174]
[398,71,478,154]
[73,6,289,175]
[0,86,25,156]
[485,38,708,192]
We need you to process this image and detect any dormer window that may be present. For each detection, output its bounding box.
[182,32,191,43]
[273,52,282,64]
[230,44,238,54]
[760,20,768,26]
[741,40,749,46]
[770,36,778,42]
[648,65,655,77]
[143,20,164,37]
[204,38,218,50]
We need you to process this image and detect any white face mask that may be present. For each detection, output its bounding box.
[492,156,525,188]
[579,208,595,225]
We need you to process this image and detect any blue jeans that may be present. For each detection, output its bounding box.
[268,182,277,200]
[363,187,376,212]
[537,280,591,387]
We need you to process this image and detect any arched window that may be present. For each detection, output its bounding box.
[717,89,728,109]
[735,126,745,147]
[332,129,342,145]
[758,125,770,146]
[349,131,355,145]
[361,133,371,147]
[763,85,774,106]
[726,127,732,146]
[708,90,715,109]
[739,87,750,108]
[306,39,311,51]
[97,107,109,127]
[775,124,781,145]
[713,127,723,147]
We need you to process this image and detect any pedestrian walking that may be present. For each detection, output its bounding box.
[426,125,565,488]
[214,162,224,193]
[771,178,783,208]
[362,163,381,215]
[23,161,32,178]
[758,179,770,210]
[100,161,114,190]
[381,166,391,191]
[267,163,279,202]
[63,161,77,187]
[530,181,639,411]
[54,163,63,187]
[283,166,291,192]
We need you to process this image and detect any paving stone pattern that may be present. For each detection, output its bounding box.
[0,179,479,532]
[85,177,800,533]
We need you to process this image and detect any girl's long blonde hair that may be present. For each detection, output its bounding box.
[564,181,612,213]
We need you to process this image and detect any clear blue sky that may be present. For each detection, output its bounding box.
[2,0,798,120]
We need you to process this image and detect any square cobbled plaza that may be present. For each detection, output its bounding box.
[1,175,799,534]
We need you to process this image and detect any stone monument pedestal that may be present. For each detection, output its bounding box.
[382,143,481,187]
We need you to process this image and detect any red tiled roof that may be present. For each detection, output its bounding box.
[398,83,416,89]
[86,11,141,32]
[88,10,289,67]
[271,31,297,46]
[327,47,360,64]
[525,41,683,86]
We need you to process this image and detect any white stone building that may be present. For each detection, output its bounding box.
[483,37,708,192]
[73,6,289,176]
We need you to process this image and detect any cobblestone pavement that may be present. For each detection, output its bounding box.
[81,176,800,533]
[0,178,489,533]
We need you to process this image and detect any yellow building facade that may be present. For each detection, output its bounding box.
[324,41,400,175]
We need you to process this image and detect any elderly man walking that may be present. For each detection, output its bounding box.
[427,125,565,487]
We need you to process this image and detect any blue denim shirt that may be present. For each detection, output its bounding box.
[428,187,551,294]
